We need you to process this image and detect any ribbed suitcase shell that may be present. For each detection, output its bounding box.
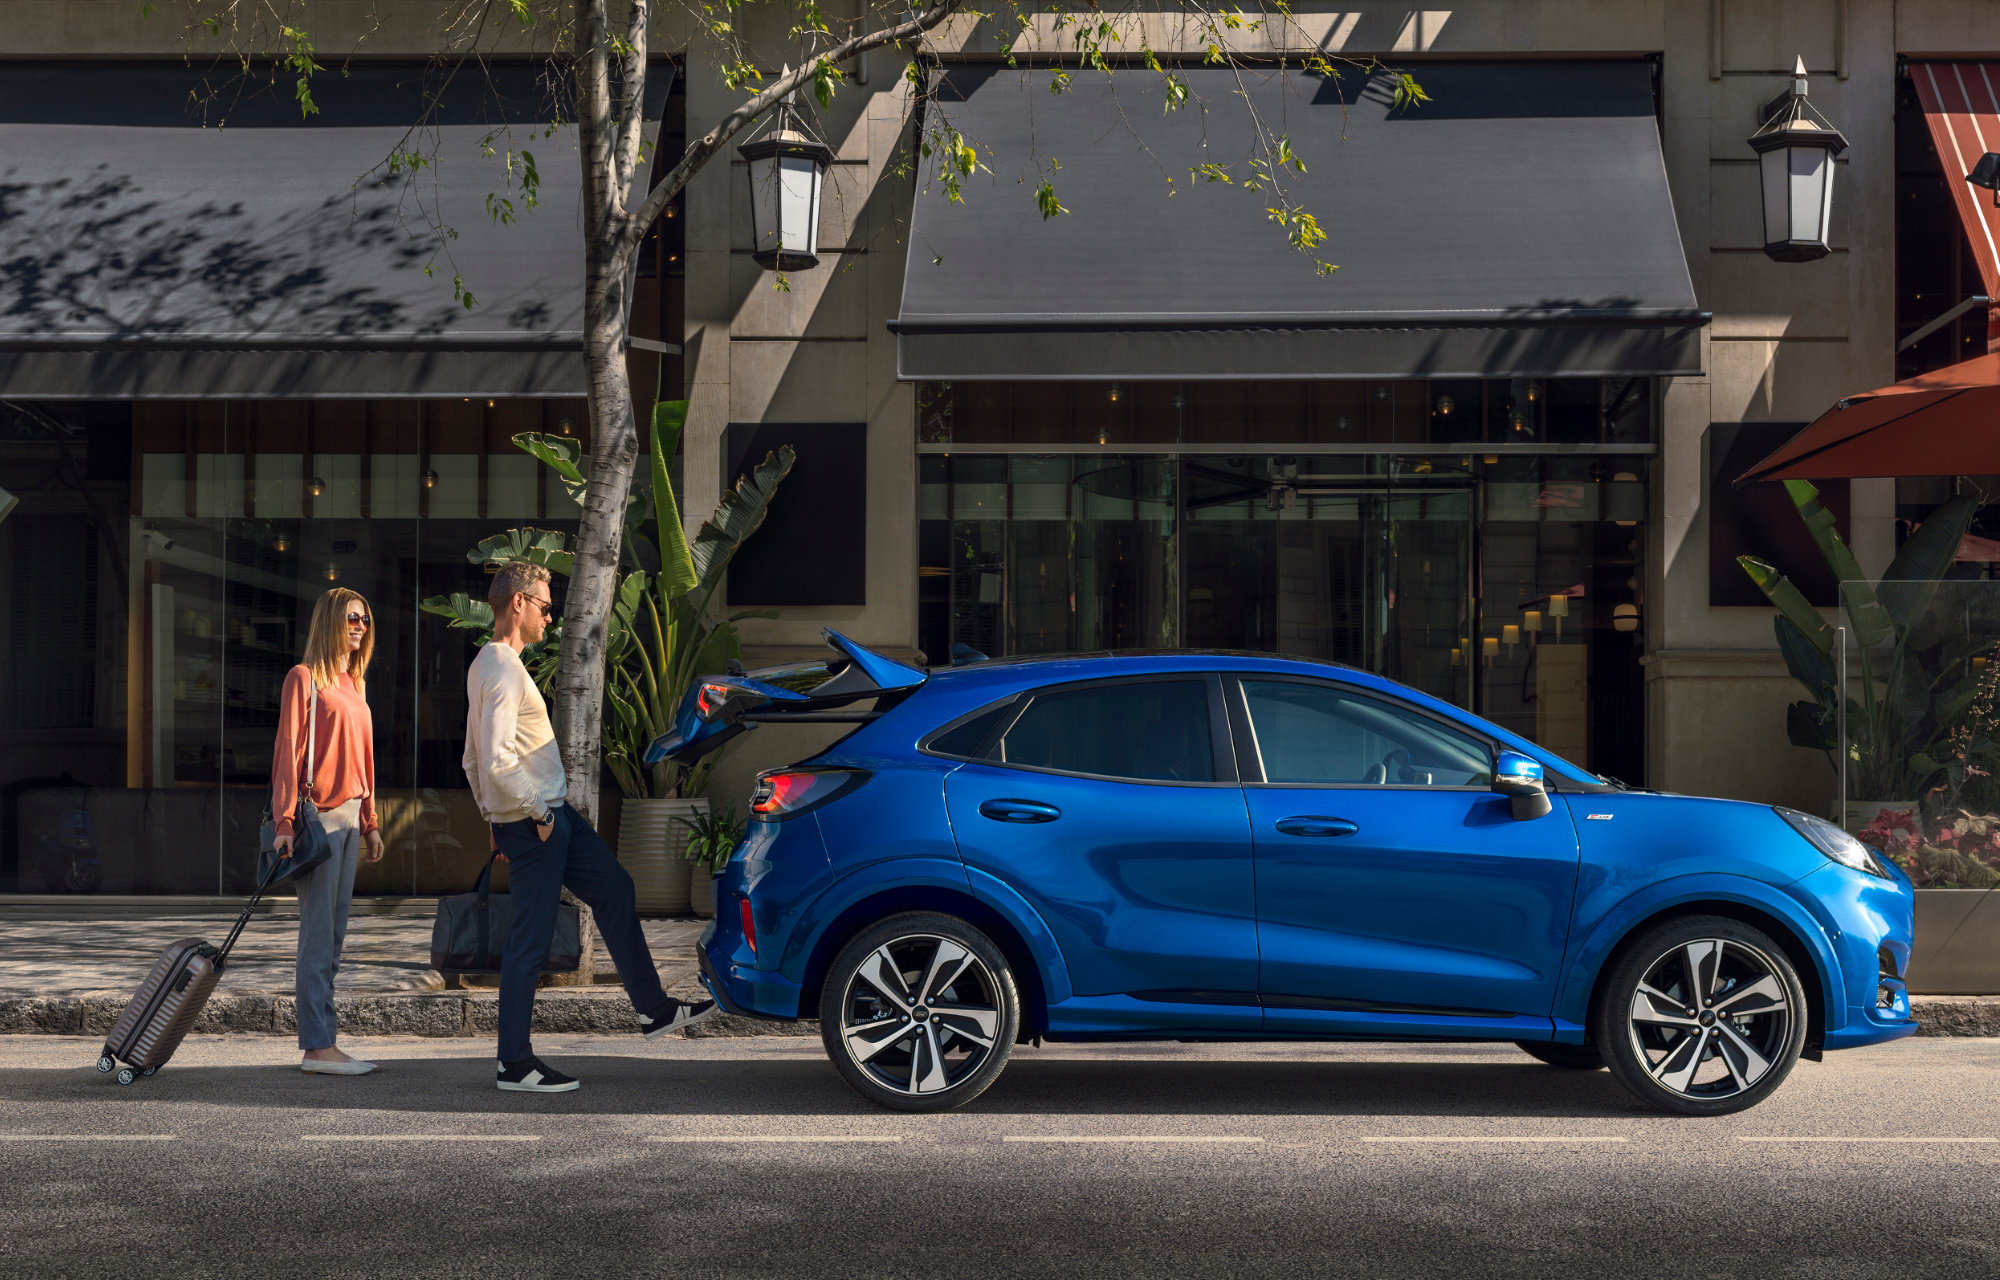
[105,938,224,1070]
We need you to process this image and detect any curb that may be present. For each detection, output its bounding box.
[0,989,818,1041]
[3,991,1993,1040]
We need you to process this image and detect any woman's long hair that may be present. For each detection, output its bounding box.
[301,588,373,696]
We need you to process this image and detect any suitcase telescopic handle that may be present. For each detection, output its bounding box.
[215,859,284,967]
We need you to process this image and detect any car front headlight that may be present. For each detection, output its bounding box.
[1774,807,1892,879]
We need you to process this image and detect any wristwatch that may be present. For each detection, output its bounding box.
[534,809,554,826]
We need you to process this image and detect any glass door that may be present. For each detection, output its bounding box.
[1182,462,1475,708]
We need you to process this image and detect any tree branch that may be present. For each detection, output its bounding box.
[612,0,651,209]
[621,0,963,253]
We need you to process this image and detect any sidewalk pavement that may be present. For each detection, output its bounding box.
[0,910,815,1040]
[0,909,1992,1039]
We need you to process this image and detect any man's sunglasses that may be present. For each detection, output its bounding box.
[345,613,371,628]
[520,593,555,620]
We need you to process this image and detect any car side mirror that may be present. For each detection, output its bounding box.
[1492,751,1552,821]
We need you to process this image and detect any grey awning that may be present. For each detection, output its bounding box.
[893,62,1704,382]
[0,64,663,399]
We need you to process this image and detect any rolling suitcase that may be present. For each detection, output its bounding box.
[94,864,277,1085]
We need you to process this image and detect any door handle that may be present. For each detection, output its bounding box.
[1274,815,1359,838]
[979,798,1062,824]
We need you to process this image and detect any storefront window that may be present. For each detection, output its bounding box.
[0,398,588,896]
[918,384,1652,781]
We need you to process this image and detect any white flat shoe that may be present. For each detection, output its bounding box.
[301,1058,378,1076]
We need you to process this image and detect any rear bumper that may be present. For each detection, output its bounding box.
[698,924,804,1021]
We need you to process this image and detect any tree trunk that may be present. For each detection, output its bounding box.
[545,0,635,975]
[557,0,638,832]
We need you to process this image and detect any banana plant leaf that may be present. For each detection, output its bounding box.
[691,446,797,596]
[1738,555,1833,661]
[466,527,576,577]
[1783,479,1891,649]
[651,402,699,602]
[418,592,494,631]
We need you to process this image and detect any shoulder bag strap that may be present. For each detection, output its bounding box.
[302,677,319,801]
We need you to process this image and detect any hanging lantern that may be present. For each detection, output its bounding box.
[738,92,835,272]
[1748,58,1848,263]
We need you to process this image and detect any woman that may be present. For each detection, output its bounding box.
[271,587,384,1076]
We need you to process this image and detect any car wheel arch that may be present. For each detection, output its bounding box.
[799,885,1052,1040]
[1583,899,1829,1060]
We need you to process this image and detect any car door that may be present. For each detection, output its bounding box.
[1228,675,1582,1034]
[943,675,1260,1024]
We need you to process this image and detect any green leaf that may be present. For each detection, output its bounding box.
[1885,492,1979,585]
[1773,614,1835,695]
[1780,479,1891,649]
[1786,700,1836,751]
[418,592,494,632]
[513,431,585,484]
[465,527,576,578]
[651,401,698,601]
[691,445,797,595]
[1738,556,1834,660]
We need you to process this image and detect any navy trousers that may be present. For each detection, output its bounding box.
[492,804,667,1064]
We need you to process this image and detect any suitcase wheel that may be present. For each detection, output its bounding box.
[116,1068,137,1086]
[96,1055,115,1074]
[139,1066,158,1076]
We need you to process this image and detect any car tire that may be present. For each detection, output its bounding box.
[1593,914,1808,1116]
[819,911,1020,1113]
[1514,1040,1604,1070]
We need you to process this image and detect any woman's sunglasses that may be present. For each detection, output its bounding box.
[345,613,371,628]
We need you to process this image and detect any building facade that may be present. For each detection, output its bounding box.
[2,0,1995,896]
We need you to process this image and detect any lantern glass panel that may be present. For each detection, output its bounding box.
[777,154,821,255]
[747,154,781,257]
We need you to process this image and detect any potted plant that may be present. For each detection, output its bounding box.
[1737,480,1980,828]
[422,402,793,915]
[676,803,746,919]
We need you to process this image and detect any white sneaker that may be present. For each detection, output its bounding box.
[301,1057,379,1075]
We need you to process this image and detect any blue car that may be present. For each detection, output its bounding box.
[648,631,1917,1115]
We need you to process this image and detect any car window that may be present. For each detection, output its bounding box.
[925,701,1014,760]
[1240,680,1490,787]
[996,680,1214,783]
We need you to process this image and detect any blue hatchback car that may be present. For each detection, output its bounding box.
[648,631,1917,1115]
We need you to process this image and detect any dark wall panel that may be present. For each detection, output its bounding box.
[1709,423,1851,607]
[725,423,866,607]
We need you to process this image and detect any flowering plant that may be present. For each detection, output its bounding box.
[1858,807,2000,889]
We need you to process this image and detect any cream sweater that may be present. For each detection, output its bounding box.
[462,642,568,824]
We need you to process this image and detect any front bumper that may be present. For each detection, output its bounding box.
[1794,862,1918,1051]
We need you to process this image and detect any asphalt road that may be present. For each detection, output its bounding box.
[2,1035,1995,1280]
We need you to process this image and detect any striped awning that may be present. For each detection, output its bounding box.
[1912,62,2000,353]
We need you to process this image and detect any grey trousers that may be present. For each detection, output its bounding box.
[294,798,363,1051]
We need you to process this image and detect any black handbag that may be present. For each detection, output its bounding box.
[257,678,332,886]
[430,853,582,975]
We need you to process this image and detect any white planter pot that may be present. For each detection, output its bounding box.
[617,797,705,917]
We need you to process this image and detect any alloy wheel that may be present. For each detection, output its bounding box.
[1625,937,1793,1102]
[837,933,1003,1097]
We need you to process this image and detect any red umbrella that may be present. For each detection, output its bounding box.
[1738,353,2000,482]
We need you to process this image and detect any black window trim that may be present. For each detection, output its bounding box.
[925,673,1239,788]
[918,694,1023,763]
[1224,672,1502,793]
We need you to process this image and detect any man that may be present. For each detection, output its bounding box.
[464,560,714,1092]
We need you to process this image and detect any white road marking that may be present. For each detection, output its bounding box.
[646,1136,905,1144]
[1363,1136,1628,1144]
[1736,1136,1998,1144]
[1003,1136,1264,1144]
[0,1135,176,1142]
[299,1135,541,1143]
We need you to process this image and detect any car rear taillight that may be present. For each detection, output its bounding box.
[695,681,734,719]
[739,897,758,956]
[747,767,869,820]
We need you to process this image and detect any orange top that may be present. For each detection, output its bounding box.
[272,665,378,837]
